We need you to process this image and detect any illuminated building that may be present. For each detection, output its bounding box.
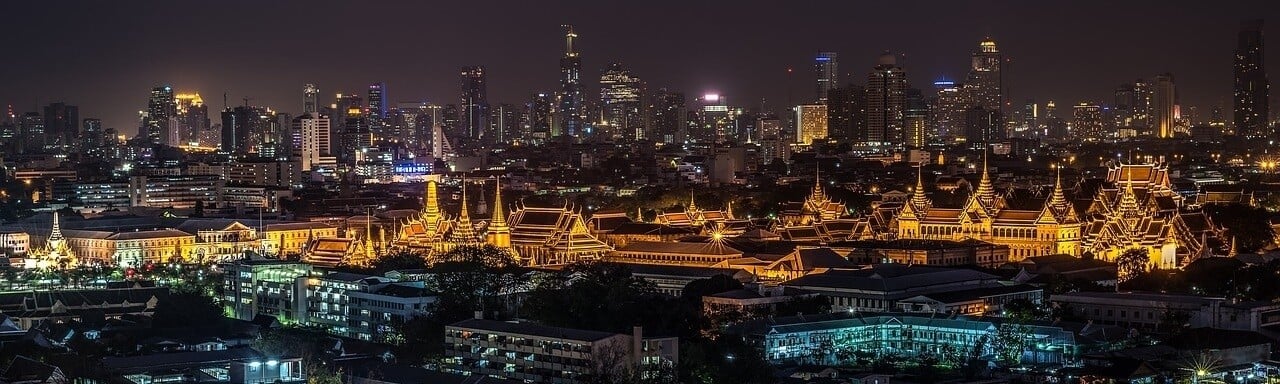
[964,106,1003,147]
[792,104,828,145]
[780,264,1043,315]
[445,318,678,383]
[303,83,319,115]
[303,237,370,267]
[26,212,77,269]
[903,88,927,148]
[127,175,222,209]
[730,312,1075,366]
[1073,102,1104,141]
[459,66,488,141]
[825,85,865,144]
[220,105,274,154]
[649,89,686,144]
[506,203,612,266]
[174,93,211,146]
[895,160,1082,261]
[0,231,30,258]
[143,85,176,145]
[1234,19,1269,138]
[931,81,970,144]
[41,102,78,153]
[485,178,511,249]
[777,170,847,227]
[525,93,554,141]
[292,113,334,172]
[1080,163,1215,268]
[393,178,520,259]
[967,37,1003,112]
[395,180,450,254]
[62,227,194,267]
[599,63,644,140]
[814,51,839,102]
[366,82,387,138]
[558,25,585,138]
[865,51,907,148]
[654,194,742,231]
[486,103,519,144]
[1153,73,1177,138]
[694,94,741,142]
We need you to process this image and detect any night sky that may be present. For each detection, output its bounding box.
[1,1,1277,132]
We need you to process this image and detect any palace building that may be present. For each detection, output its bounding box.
[894,155,1082,262]
[1080,163,1214,268]
[26,212,77,269]
[507,203,612,266]
[777,170,847,227]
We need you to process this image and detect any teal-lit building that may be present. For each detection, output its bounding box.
[729,312,1077,367]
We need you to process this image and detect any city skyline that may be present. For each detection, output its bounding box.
[0,1,1275,131]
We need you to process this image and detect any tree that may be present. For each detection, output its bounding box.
[368,251,428,274]
[1115,248,1150,284]
[151,286,224,328]
[680,275,743,301]
[991,323,1030,367]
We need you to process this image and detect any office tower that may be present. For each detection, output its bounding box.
[815,52,839,102]
[1018,100,1038,137]
[558,25,585,138]
[825,84,865,144]
[293,114,331,171]
[390,102,430,146]
[694,94,739,142]
[649,89,687,145]
[1113,84,1137,129]
[80,118,104,158]
[143,86,177,145]
[967,38,1003,111]
[42,102,78,152]
[461,66,488,141]
[1235,19,1270,138]
[903,88,928,148]
[525,93,554,141]
[488,103,519,144]
[303,84,320,115]
[1153,73,1177,138]
[930,81,970,145]
[18,112,42,154]
[367,82,387,141]
[964,107,1003,146]
[220,104,275,155]
[793,104,828,145]
[1073,103,1104,141]
[339,105,370,164]
[599,63,644,140]
[865,51,908,147]
[175,93,211,147]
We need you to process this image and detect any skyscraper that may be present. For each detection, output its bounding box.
[964,107,1003,146]
[558,25,585,138]
[81,118,105,158]
[488,103,519,144]
[1234,19,1269,138]
[303,84,319,115]
[599,63,644,140]
[649,89,687,145]
[967,38,1003,112]
[460,66,488,141]
[1073,102,1104,141]
[931,81,970,145]
[42,102,78,152]
[143,85,177,145]
[903,88,928,148]
[793,104,828,145]
[814,52,839,102]
[525,93,554,141]
[1153,73,1177,138]
[367,82,387,141]
[175,93,210,146]
[825,84,866,144]
[293,113,332,171]
[865,51,908,147]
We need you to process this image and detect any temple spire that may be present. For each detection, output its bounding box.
[911,164,929,208]
[424,179,441,221]
[975,148,994,198]
[486,176,512,249]
[688,190,698,213]
[49,211,63,241]
[1049,165,1067,206]
[449,176,480,245]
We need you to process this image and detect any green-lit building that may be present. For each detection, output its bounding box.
[728,312,1078,367]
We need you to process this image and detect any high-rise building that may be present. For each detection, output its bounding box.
[220,105,275,155]
[525,93,554,142]
[488,103,519,144]
[42,102,78,152]
[793,104,828,145]
[1073,103,1104,141]
[303,84,320,115]
[825,84,866,144]
[931,81,971,145]
[18,112,43,155]
[964,107,1003,147]
[967,38,1003,112]
[367,82,387,141]
[558,25,585,138]
[1153,73,1177,138]
[815,52,839,102]
[599,63,644,140]
[80,118,105,158]
[293,114,332,171]
[904,88,928,148]
[865,51,908,147]
[1234,19,1269,138]
[649,89,686,144]
[175,93,211,147]
[460,66,488,141]
[143,86,177,145]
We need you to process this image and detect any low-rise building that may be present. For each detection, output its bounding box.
[445,317,678,384]
[1050,291,1280,332]
[781,264,1042,316]
[831,238,1011,268]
